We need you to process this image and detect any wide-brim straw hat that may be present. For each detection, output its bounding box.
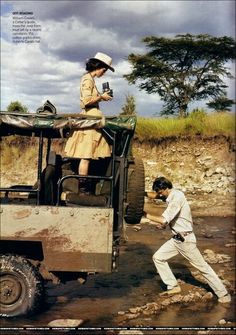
[91,52,115,72]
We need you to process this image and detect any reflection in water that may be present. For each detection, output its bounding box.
[153,300,235,327]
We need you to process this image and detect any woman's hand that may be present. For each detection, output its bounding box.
[100,92,113,101]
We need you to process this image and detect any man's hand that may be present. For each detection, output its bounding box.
[145,191,157,199]
[149,221,165,229]
[156,223,165,229]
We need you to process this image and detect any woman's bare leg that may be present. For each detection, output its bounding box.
[78,159,90,175]
[78,159,90,193]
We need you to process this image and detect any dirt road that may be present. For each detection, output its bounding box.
[1,201,235,335]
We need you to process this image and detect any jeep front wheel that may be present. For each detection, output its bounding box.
[0,255,44,317]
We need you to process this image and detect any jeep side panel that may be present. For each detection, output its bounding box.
[0,205,114,273]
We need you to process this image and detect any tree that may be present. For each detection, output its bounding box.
[7,101,28,113]
[120,94,136,115]
[207,94,235,112]
[124,34,236,117]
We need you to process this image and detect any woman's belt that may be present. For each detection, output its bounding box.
[81,104,99,111]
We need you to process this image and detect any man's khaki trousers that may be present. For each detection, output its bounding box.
[153,236,228,298]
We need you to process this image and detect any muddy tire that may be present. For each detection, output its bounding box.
[0,255,44,317]
[125,158,145,224]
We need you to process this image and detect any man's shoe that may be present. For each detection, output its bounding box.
[159,286,181,296]
[218,294,231,303]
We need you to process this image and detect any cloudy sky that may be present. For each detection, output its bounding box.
[1,0,235,116]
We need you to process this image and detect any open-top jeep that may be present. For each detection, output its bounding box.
[0,111,145,317]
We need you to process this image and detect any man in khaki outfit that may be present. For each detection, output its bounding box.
[145,176,231,303]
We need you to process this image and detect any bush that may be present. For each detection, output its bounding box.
[7,101,28,113]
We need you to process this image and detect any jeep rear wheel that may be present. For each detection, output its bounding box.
[125,158,145,224]
[0,255,44,317]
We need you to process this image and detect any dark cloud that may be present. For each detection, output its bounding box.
[2,1,235,115]
[11,0,236,64]
[20,1,234,38]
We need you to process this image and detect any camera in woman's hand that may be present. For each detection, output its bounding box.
[102,82,113,97]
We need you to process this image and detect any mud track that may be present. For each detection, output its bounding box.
[1,202,235,335]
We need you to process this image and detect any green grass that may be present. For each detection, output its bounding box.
[135,111,235,141]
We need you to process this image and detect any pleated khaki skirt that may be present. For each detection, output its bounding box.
[64,108,111,159]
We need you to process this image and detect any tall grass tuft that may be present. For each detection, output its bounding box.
[136,111,235,141]
[1,136,39,186]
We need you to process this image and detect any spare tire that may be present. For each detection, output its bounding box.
[125,158,145,224]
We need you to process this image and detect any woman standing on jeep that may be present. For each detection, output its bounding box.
[64,52,115,193]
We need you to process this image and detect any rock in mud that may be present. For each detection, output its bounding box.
[161,299,171,306]
[203,249,231,264]
[143,302,160,313]
[125,313,140,320]
[202,292,214,301]
[194,292,203,299]
[203,232,213,238]
[170,294,183,303]
[117,287,214,325]
[48,319,84,327]
[129,307,142,314]
[133,225,142,231]
[225,243,236,247]
[218,319,227,325]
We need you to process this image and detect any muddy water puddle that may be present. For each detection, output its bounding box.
[1,214,235,331]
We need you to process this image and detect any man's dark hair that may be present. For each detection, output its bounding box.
[152,176,173,192]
